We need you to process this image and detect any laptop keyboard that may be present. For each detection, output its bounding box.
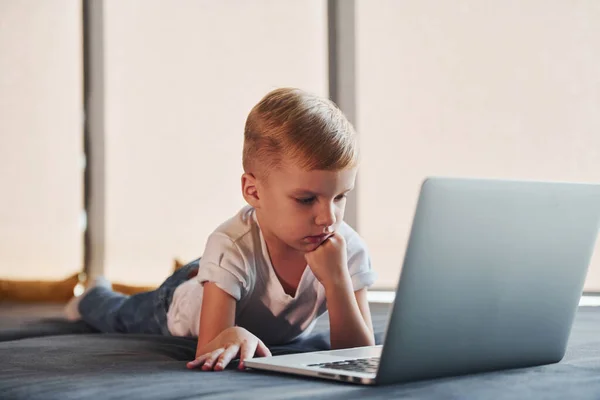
[307,357,380,374]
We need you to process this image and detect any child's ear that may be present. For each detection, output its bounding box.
[241,173,260,208]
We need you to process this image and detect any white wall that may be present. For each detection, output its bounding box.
[102,0,328,285]
[356,0,600,290]
[3,1,598,292]
[0,1,83,279]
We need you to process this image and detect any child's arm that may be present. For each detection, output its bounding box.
[323,280,375,349]
[305,233,375,350]
[187,282,271,371]
[196,282,236,353]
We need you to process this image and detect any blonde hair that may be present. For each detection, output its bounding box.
[243,88,358,176]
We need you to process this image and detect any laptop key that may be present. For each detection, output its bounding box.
[307,357,380,374]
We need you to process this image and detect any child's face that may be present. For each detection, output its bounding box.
[251,160,356,254]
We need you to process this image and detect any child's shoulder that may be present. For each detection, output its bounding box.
[203,206,257,258]
[210,205,256,243]
[197,206,259,299]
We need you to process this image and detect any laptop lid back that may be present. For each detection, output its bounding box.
[377,177,600,384]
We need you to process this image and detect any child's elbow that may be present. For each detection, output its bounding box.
[366,334,376,347]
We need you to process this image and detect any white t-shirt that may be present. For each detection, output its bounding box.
[166,206,377,345]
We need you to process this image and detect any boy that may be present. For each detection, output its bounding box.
[65,88,377,371]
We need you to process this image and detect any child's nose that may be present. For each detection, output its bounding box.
[315,203,336,227]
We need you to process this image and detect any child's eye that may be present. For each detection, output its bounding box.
[296,197,316,205]
[334,194,347,201]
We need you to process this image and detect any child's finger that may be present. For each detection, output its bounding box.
[214,344,240,371]
[237,340,256,370]
[201,348,225,371]
[187,353,210,369]
[255,340,272,358]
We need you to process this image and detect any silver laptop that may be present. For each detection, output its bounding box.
[245,177,600,385]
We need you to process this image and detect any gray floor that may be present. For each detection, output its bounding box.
[2,303,600,399]
[0,302,65,328]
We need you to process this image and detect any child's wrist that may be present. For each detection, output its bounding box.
[322,270,352,293]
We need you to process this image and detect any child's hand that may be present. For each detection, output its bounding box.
[186,326,271,371]
[304,232,349,289]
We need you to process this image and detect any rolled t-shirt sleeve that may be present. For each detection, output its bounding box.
[345,228,378,291]
[196,233,249,301]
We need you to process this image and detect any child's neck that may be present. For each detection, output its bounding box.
[261,232,307,297]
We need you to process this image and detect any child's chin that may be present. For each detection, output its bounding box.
[281,240,311,253]
[287,237,324,252]
[301,241,322,252]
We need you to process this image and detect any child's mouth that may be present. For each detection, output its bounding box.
[305,233,331,244]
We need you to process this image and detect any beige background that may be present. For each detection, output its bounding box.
[0,0,83,280]
[101,0,328,285]
[356,0,600,289]
[1,1,599,292]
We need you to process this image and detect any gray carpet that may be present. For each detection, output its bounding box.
[1,303,599,399]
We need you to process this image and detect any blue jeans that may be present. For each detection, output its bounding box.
[78,259,200,335]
